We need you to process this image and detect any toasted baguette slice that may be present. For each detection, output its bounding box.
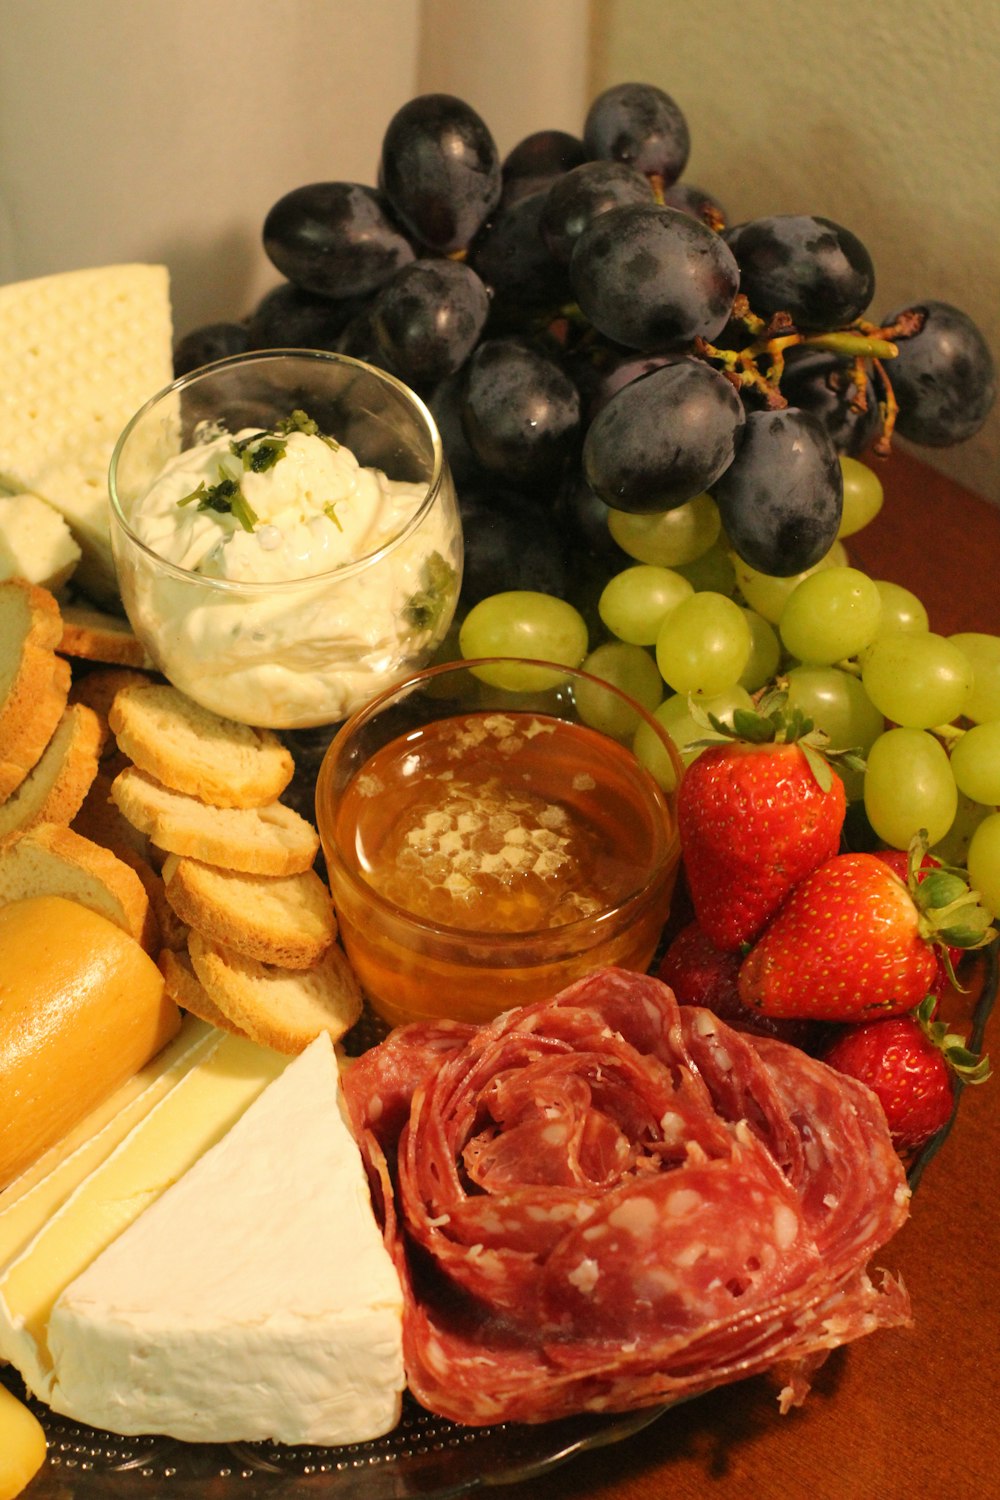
[118,846,188,951]
[0,653,72,801]
[72,765,151,859]
[0,579,65,792]
[0,703,102,840]
[159,948,248,1038]
[59,604,152,669]
[162,855,335,968]
[0,821,157,949]
[69,666,154,729]
[110,767,319,876]
[188,930,362,1053]
[109,682,294,808]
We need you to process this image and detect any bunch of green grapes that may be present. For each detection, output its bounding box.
[458,454,1000,919]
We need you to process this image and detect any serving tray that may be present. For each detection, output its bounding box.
[7,944,996,1499]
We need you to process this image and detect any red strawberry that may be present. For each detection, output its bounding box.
[657,921,813,1045]
[738,851,995,1021]
[872,848,965,991]
[677,735,846,951]
[823,997,991,1154]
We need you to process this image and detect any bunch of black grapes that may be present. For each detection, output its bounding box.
[175,83,997,602]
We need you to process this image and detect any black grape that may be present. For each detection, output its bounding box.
[461,339,581,488]
[457,483,570,608]
[712,407,843,575]
[583,359,744,512]
[248,282,364,351]
[723,215,874,330]
[173,322,252,378]
[583,82,690,186]
[661,181,727,230]
[371,260,490,388]
[540,161,654,265]
[501,129,587,206]
[882,300,997,446]
[469,191,570,322]
[583,351,685,418]
[779,347,881,455]
[428,371,485,486]
[263,183,414,298]
[570,203,739,350]
[380,94,502,253]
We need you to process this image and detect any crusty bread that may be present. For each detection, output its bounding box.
[0,821,157,949]
[72,764,151,859]
[117,845,188,951]
[161,854,335,969]
[0,653,72,800]
[159,947,247,1038]
[187,929,362,1053]
[59,604,152,669]
[0,702,102,839]
[110,767,319,876]
[69,666,154,730]
[109,682,294,809]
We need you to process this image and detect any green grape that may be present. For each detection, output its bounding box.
[861,631,973,728]
[674,540,737,596]
[607,493,720,566]
[779,567,882,665]
[949,633,1000,723]
[598,564,692,646]
[826,540,850,568]
[655,592,752,696]
[949,721,1000,805]
[967,812,1000,919]
[459,590,588,691]
[574,642,664,740]
[864,727,958,849]
[932,793,996,866]
[632,714,681,795]
[837,457,884,538]
[872,580,929,636]
[786,665,884,801]
[654,684,755,765]
[738,608,781,692]
[730,549,835,623]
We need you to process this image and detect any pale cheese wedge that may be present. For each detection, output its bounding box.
[0,1017,214,1274]
[46,1033,405,1447]
[0,492,81,592]
[0,1030,287,1399]
[0,264,173,607]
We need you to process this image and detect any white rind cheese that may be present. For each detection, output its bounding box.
[0,492,81,591]
[46,1032,405,1447]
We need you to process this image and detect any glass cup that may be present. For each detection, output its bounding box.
[316,657,683,1029]
[109,349,462,729]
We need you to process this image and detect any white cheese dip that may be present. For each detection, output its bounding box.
[122,423,461,728]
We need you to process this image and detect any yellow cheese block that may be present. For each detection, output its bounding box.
[0,1029,288,1399]
[0,1016,215,1272]
[0,897,181,1191]
[0,1382,46,1500]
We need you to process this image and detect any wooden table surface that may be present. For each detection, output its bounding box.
[487,450,1000,1500]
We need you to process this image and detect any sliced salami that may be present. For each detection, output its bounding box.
[342,966,912,1426]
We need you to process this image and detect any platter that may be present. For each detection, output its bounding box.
[6,943,995,1499]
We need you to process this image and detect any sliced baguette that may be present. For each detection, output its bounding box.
[0,702,102,840]
[0,821,156,948]
[110,767,319,876]
[69,666,154,730]
[0,579,66,794]
[0,653,71,801]
[162,855,335,968]
[188,929,362,1053]
[109,681,294,808]
[159,948,248,1038]
[59,604,152,669]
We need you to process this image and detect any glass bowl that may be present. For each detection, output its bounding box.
[108,350,462,729]
[316,657,683,1028]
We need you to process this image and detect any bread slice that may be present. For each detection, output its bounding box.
[117,846,188,952]
[72,765,151,859]
[0,703,102,839]
[159,948,247,1038]
[162,855,335,969]
[108,682,294,809]
[0,821,156,949]
[69,666,154,728]
[59,604,152,670]
[110,767,319,876]
[188,930,362,1053]
[0,653,72,801]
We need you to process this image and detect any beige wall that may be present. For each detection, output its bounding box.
[590,0,1000,504]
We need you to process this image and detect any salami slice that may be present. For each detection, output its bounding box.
[342,966,912,1426]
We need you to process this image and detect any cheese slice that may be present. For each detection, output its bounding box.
[0,1030,287,1399]
[47,1032,405,1447]
[0,1017,214,1274]
[0,264,173,607]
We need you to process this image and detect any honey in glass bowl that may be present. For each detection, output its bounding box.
[316,658,683,1028]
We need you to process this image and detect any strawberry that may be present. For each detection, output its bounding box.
[657,920,814,1045]
[676,700,847,951]
[823,996,991,1154]
[738,848,996,1021]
